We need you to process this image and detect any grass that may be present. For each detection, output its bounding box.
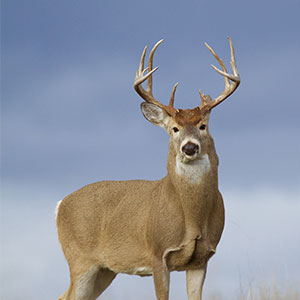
[209,283,299,300]
[241,286,299,300]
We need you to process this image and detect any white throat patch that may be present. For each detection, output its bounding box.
[176,154,211,184]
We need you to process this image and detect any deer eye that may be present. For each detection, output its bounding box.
[173,127,179,133]
[199,124,206,130]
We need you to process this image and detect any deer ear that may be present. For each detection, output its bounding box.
[140,102,169,128]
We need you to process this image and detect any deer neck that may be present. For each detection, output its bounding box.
[165,141,219,230]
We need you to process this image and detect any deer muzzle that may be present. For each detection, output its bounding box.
[181,142,199,156]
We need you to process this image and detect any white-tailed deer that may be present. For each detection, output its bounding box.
[56,37,240,300]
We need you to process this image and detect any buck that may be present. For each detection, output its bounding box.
[56,37,240,300]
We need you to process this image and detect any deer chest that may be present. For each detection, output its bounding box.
[166,234,216,271]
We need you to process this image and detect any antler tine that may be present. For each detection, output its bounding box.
[228,37,239,77]
[135,45,158,88]
[139,46,147,74]
[199,89,205,105]
[134,40,177,116]
[134,42,160,105]
[205,42,230,88]
[200,37,240,112]
[147,39,164,95]
[199,89,214,111]
[169,82,179,108]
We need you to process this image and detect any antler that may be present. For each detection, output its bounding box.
[134,40,178,116]
[199,37,240,112]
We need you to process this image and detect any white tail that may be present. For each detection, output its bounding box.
[56,37,240,300]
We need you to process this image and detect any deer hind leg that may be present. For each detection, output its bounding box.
[186,264,207,300]
[58,266,116,300]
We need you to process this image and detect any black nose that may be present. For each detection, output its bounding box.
[182,142,199,156]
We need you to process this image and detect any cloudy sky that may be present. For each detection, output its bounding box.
[1,0,300,299]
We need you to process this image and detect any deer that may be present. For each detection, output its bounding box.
[56,37,240,300]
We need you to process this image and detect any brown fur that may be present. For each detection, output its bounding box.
[174,107,203,126]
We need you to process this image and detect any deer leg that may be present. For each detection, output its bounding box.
[93,268,117,298]
[152,258,170,300]
[186,264,207,300]
[73,266,101,300]
[59,265,112,300]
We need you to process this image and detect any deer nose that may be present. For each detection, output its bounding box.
[182,142,199,156]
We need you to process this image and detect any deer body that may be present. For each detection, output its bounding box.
[57,38,240,300]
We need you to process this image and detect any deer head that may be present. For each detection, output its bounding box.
[134,38,240,167]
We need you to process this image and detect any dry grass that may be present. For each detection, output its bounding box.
[239,286,299,300]
[209,285,299,300]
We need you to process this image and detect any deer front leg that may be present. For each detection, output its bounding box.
[186,264,207,300]
[152,257,170,300]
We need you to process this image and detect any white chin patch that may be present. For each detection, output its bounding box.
[176,154,211,184]
[181,153,198,163]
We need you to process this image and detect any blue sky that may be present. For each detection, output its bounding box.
[1,0,300,299]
